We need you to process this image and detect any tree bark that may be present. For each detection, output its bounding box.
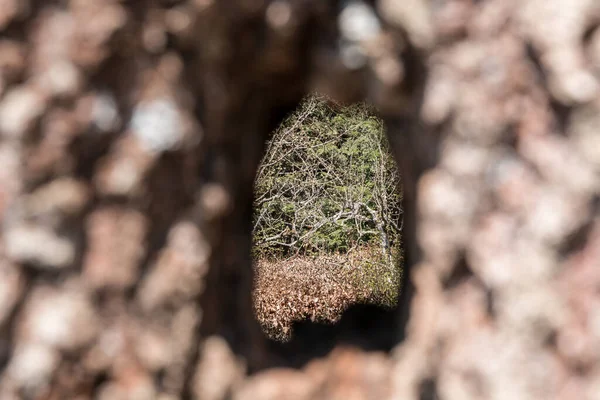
[0,0,599,399]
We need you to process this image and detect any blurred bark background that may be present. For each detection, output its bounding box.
[1,0,600,399]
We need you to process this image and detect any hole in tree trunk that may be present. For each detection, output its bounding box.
[250,94,407,367]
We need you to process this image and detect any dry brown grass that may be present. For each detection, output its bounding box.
[252,247,401,341]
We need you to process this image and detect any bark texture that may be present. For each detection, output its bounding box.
[1,0,600,399]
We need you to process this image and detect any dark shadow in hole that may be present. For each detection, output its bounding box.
[263,302,401,369]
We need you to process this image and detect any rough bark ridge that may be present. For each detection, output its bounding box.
[0,0,599,399]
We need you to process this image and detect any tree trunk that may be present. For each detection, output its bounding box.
[0,0,599,399]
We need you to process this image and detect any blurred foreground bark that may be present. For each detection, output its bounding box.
[1,0,600,399]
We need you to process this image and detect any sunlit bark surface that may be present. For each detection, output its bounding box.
[0,1,599,399]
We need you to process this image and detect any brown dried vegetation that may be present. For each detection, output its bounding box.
[253,246,401,341]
